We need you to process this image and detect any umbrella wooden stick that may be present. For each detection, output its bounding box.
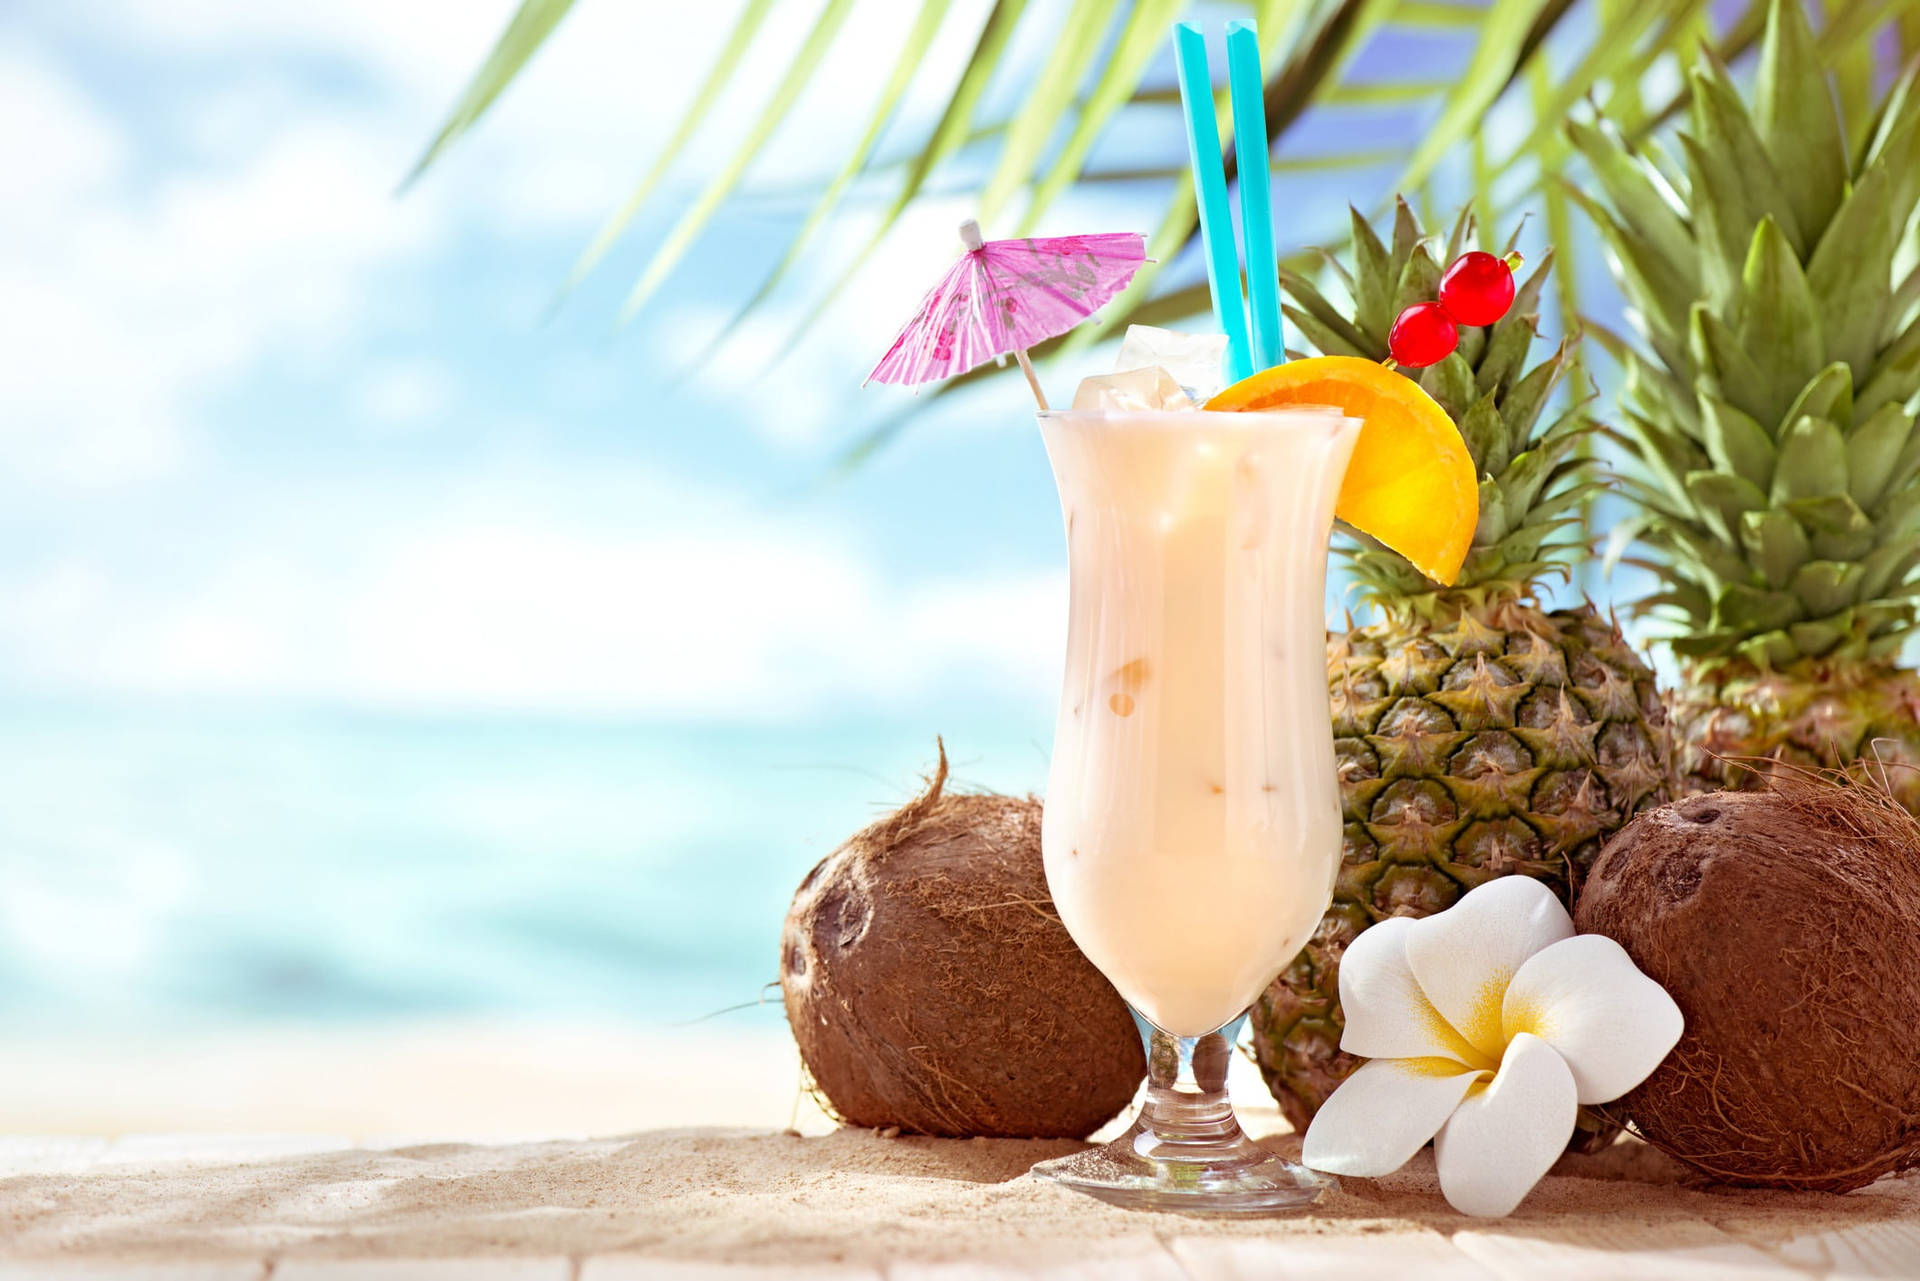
[1013,350,1049,411]
[961,219,1050,411]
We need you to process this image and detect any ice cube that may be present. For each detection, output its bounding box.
[1114,325,1230,402]
[1072,365,1196,412]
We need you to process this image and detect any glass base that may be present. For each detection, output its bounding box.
[1030,1012,1333,1216]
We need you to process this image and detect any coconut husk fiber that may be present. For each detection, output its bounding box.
[780,741,1144,1138]
[1576,770,1920,1191]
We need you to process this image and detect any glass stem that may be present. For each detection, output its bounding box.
[1131,1010,1249,1158]
[1027,1007,1330,1211]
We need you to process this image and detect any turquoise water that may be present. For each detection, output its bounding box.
[0,701,1051,1036]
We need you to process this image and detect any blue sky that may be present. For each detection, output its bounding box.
[0,0,1132,727]
[0,0,1542,729]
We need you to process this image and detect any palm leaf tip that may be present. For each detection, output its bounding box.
[400,0,578,192]
[767,0,1032,368]
[617,0,859,325]
[975,0,1112,229]
[686,0,953,367]
[557,0,779,304]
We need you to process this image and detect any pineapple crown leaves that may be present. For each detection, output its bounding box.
[1573,0,1920,671]
[1280,198,1597,616]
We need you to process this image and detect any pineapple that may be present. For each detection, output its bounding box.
[1570,0,1920,808]
[1247,201,1675,1131]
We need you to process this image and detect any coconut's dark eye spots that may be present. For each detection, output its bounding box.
[1689,806,1721,824]
[816,886,872,952]
[1653,849,1703,902]
[786,944,807,977]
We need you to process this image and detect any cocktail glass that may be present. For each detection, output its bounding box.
[1029,405,1360,1214]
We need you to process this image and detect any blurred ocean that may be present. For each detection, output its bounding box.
[0,701,1051,1037]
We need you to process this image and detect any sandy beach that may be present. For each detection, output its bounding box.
[0,1022,827,1141]
[3,1121,1916,1273]
[4,1023,1916,1274]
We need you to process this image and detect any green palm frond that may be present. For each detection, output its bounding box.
[404,0,1537,337]
[1016,0,1186,234]
[616,0,858,323]
[407,0,1900,377]
[691,0,951,355]
[1393,2,1491,25]
[1504,0,1899,201]
[1491,0,1710,190]
[558,0,778,302]
[400,0,576,191]
[976,0,1115,227]
[1393,0,1557,194]
[1315,79,1453,104]
[751,0,1040,365]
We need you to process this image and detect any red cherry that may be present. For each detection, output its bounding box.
[1389,301,1458,367]
[1438,250,1521,326]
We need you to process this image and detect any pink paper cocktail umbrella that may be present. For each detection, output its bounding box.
[866,221,1147,409]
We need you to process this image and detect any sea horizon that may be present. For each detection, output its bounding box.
[0,695,1056,1039]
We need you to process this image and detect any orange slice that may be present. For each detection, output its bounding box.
[1204,355,1477,585]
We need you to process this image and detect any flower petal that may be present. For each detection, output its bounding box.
[1503,933,1685,1105]
[1433,1032,1578,1217]
[1405,876,1573,1060]
[1302,1055,1484,1178]
[1339,915,1482,1064]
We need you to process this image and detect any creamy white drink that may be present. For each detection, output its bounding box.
[1040,407,1359,1037]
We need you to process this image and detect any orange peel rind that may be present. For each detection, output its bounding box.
[1204,355,1477,585]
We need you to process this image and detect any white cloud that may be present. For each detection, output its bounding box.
[0,2,1099,720]
[0,465,1064,719]
[69,0,1001,228]
[352,360,458,434]
[0,49,449,487]
[0,0,1039,487]
[0,48,126,206]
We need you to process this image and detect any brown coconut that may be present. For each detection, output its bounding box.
[780,743,1144,1138]
[1575,777,1920,1191]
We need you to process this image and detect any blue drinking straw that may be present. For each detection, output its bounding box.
[1225,20,1284,371]
[1172,22,1253,385]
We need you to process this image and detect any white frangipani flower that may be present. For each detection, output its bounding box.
[1301,876,1683,1217]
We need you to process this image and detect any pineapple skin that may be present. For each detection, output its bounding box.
[1677,659,1920,810]
[1247,198,1677,1127]
[1252,594,1672,1131]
